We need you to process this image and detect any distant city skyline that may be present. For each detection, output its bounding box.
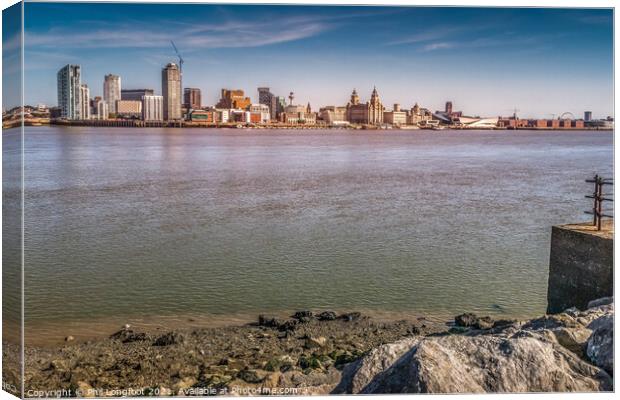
[18,3,614,118]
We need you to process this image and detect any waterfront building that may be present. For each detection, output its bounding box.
[122,89,154,102]
[456,116,499,128]
[319,106,348,125]
[280,103,316,125]
[384,103,407,126]
[435,101,462,124]
[346,87,384,125]
[57,64,81,120]
[184,88,201,110]
[584,111,592,122]
[188,109,215,123]
[271,96,287,120]
[93,99,109,120]
[79,84,91,120]
[162,63,182,120]
[445,101,453,115]
[258,87,277,118]
[249,103,271,123]
[49,107,62,119]
[229,109,252,124]
[104,74,121,115]
[115,100,142,119]
[142,95,163,121]
[214,109,230,123]
[408,103,434,125]
[216,89,252,110]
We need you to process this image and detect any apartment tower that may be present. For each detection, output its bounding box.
[103,74,121,115]
[56,64,81,120]
[162,63,182,120]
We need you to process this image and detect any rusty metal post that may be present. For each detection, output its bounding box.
[597,176,603,231]
[592,174,599,227]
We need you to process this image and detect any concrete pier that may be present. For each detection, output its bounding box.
[546,220,613,314]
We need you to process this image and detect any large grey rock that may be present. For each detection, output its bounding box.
[587,315,613,375]
[587,297,613,309]
[335,335,611,394]
[551,327,592,358]
[332,337,419,394]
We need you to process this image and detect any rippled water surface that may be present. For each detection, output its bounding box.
[18,127,613,334]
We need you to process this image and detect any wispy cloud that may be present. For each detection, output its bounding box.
[24,6,396,52]
[25,17,331,51]
[417,31,570,52]
[388,26,464,46]
[3,32,21,53]
[422,42,454,51]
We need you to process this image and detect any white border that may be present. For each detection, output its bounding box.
[0,1,617,400]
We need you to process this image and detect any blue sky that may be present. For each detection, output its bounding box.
[20,3,614,118]
[2,2,21,111]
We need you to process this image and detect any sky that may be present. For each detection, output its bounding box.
[17,2,614,119]
[2,2,21,111]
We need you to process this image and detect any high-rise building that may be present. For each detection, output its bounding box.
[584,111,593,122]
[142,95,164,121]
[216,89,252,110]
[270,96,287,120]
[183,88,201,110]
[79,84,91,120]
[445,101,453,115]
[162,63,182,120]
[104,74,121,115]
[258,87,275,117]
[57,64,81,120]
[122,89,154,101]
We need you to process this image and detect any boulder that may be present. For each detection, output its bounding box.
[473,316,494,330]
[75,381,95,398]
[304,335,327,349]
[334,334,611,394]
[153,331,185,346]
[292,311,314,322]
[454,313,493,330]
[333,337,419,393]
[317,311,338,321]
[454,313,478,327]
[110,327,150,343]
[586,315,613,375]
[339,312,362,322]
[237,369,264,384]
[551,327,592,357]
[587,297,613,309]
[258,315,284,328]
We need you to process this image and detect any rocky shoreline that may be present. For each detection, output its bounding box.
[5,300,614,397]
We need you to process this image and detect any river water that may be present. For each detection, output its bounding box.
[12,127,613,341]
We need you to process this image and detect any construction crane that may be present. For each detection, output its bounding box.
[170,40,184,73]
[511,107,520,119]
[504,107,520,119]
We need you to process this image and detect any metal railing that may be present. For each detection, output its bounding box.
[585,175,613,230]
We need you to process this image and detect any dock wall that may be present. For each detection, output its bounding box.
[546,223,613,314]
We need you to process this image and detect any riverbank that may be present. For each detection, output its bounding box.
[9,300,613,396]
[14,310,444,396]
[3,118,613,131]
